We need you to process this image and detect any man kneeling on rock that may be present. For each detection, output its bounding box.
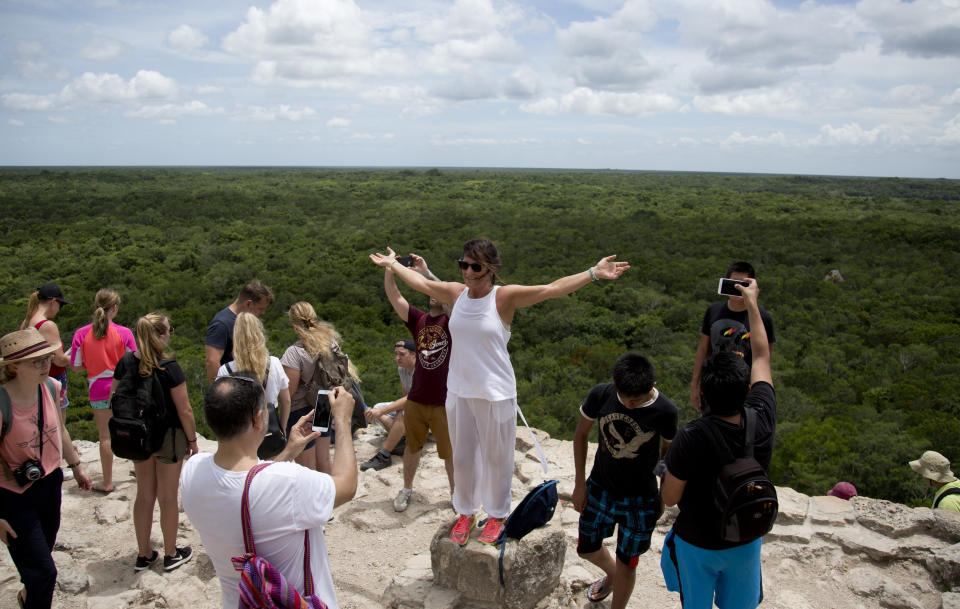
[181,375,358,609]
[572,352,678,608]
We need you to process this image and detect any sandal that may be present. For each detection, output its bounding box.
[587,576,612,602]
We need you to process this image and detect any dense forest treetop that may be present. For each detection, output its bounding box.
[1,168,958,505]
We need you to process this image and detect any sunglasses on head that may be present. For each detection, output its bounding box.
[457,259,484,272]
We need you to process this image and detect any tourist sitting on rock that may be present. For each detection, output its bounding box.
[571,352,678,608]
[910,450,960,512]
[181,376,357,609]
[661,277,775,609]
[360,338,415,472]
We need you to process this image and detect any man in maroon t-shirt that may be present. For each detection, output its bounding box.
[381,253,454,512]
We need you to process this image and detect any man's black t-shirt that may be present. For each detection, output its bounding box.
[205,306,237,366]
[701,302,776,367]
[665,381,777,549]
[580,382,678,499]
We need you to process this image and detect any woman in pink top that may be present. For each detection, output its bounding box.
[69,290,137,493]
[371,238,628,545]
[1,328,91,609]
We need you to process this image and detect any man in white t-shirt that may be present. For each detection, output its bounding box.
[181,376,358,609]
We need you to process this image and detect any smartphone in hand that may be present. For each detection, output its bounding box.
[718,278,750,296]
[313,389,332,433]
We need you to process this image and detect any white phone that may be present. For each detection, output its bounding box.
[313,390,332,433]
[718,277,750,296]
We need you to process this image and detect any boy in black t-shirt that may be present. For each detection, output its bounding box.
[572,353,678,608]
[661,277,775,609]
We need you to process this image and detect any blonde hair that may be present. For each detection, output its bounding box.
[19,291,43,330]
[288,301,359,382]
[135,313,170,377]
[233,312,270,384]
[92,289,121,339]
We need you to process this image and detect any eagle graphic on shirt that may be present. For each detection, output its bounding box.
[600,413,656,459]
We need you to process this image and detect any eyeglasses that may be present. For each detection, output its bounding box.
[457,259,483,272]
[165,326,175,335]
[30,355,54,369]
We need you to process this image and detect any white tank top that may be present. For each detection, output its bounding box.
[447,285,516,401]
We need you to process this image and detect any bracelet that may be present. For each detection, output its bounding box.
[424,269,432,279]
[187,437,197,443]
[67,462,80,468]
[588,267,598,282]
[390,260,397,270]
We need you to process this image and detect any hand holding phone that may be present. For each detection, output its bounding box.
[313,390,332,433]
[396,255,414,267]
[718,278,750,296]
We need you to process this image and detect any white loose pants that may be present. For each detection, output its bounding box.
[445,392,517,519]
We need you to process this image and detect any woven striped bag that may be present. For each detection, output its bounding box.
[231,463,328,609]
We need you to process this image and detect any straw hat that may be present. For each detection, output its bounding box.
[0,328,57,365]
[909,450,957,484]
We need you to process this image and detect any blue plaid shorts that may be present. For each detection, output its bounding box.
[577,478,659,566]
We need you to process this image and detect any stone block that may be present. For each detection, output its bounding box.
[851,497,935,539]
[809,495,855,525]
[929,509,960,543]
[766,523,813,544]
[942,591,960,609]
[816,526,899,561]
[430,517,565,609]
[927,542,960,588]
[776,486,810,525]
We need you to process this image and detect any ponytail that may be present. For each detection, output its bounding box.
[92,289,121,339]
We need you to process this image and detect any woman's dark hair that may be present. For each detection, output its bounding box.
[203,375,265,440]
[612,352,656,396]
[462,237,501,284]
[699,352,750,416]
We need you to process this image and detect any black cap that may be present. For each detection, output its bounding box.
[395,338,415,352]
[36,283,71,305]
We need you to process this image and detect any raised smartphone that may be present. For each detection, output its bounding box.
[313,389,332,433]
[718,278,750,296]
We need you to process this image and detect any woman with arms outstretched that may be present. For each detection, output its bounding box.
[370,238,628,545]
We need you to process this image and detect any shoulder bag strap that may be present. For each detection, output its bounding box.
[934,487,960,509]
[240,462,274,555]
[742,408,757,459]
[36,383,44,462]
[0,386,10,439]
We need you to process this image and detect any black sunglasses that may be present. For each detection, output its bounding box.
[457,259,483,272]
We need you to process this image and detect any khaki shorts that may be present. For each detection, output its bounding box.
[404,399,452,459]
[134,427,187,465]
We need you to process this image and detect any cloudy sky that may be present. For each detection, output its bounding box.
[2,0,959,177]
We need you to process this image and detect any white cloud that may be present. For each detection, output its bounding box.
[2,70,178,111]
[327,117,350,128]
[8,119,25,127]
[167,25,209,52]
[79,36,126,61]
[693,89,805,116]
[521,87,679,117]
[126,100,223,121]
[16,41,46,59]
[858,0,960,58]
[942,88,960,105]
[430,135,540,146]
[815,122,885,146]
[197,85,224,95]
[504,65,541,99]
[933,112,960,145]
[884,84,937,106]
[233,104,318,122]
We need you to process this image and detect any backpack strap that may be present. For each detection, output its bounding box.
[239,462,316,595]
[0,387,10,440]
[933,487,960,509]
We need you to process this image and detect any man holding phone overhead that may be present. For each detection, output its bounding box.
[689,262,776,411]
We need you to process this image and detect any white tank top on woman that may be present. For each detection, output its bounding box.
[447,285,517,401]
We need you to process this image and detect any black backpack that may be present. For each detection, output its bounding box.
[701,408,778,543]
[492,479,558,586]
[299,344,366,435]
[109,354,172,461]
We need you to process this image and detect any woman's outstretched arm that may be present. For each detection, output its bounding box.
[370,247,463,305]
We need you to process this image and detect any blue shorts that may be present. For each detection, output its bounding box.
[577,479,659,567]
[660,529,762,609]
[52,371,68,409]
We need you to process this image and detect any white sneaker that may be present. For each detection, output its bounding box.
[394,488,413,512]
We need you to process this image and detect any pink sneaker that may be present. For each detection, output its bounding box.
[477,517,505,545]
[449,514,476,546]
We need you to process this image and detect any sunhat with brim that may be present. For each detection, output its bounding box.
[0,328,57,365]
[909,450,957,484]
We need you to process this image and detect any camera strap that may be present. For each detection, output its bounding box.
[36,382,44,462]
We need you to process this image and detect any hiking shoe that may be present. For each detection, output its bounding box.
[360,450,392,471]
[163,546,193,572]
[449,514,476,546]
[394,488,413,512]
[134,550,159,572]
[391,436,406,456]
[477,517,505,545]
